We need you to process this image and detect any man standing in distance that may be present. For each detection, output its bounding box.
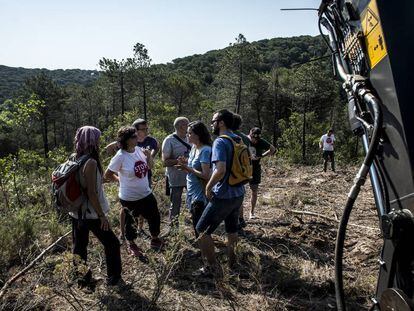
[196,109,245,276]
[248,127,276,219]
[319,129,335,172]
[162,117,190,227]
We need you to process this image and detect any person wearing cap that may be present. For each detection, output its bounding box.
[248,127,276,219]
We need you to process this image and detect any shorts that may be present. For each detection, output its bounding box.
[249,162,261,185]
[196,195,244,235]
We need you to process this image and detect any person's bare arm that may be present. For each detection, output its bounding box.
[205,161,226,200]
[84,160,110,230]
[143,148,154,169]
[105,141,118,156]
[162,151,178,167]
[104,168,119,183]
[177,161,211,180]
[262,144,276,157]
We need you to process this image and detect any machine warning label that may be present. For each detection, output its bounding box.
[361,0,388,68]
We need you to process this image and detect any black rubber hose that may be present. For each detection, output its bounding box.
[335,93,382,311]
[318,14,335,54]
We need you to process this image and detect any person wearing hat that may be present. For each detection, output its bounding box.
[247,127,276,219]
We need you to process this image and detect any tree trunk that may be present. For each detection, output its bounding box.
[112,88,116,115]
[255,100,262,129]
[272,92,279,146]
[120,72,125,116]
[142,79,147,120]
[178,89,183,115]
[235,62,243,114]
[302,99,307,163]
[42,109,49,158]
[53,120,57,148]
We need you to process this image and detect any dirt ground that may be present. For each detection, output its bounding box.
[1,160,383,310]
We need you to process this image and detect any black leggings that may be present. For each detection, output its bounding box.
[190,201,207,238]
[71,217,121,285]
[120,193,160,240]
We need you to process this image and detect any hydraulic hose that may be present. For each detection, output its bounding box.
[320,17,348,80]
[320,9,384,309]
[335,91,383,311]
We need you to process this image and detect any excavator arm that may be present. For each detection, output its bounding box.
[318,1,414,310]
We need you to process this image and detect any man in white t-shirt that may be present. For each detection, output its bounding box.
[319,129,335,172]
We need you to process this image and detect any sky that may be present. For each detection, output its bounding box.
[0,0,321,70]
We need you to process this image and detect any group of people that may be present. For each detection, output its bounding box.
[69,109,276,287]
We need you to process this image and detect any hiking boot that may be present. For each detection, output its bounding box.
[249,213,256,220]
[192,266,214,278]
[107,278,131,291]
[238,218,247,229]
[77,270,102,292]
[150,238,164,252]
[127,242,149,263]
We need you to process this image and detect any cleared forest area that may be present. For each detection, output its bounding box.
[0,160,381,311]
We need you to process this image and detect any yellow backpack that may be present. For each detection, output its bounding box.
[220,135,253,186]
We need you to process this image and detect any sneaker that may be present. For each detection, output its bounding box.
[249,213,256,219]
[107,278,131,291]
[128,242,149,263]
[118,234,125,245]
[192,266,214,278]
[150,238,164,252]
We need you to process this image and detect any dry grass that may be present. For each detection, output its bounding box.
[0,160,381,310]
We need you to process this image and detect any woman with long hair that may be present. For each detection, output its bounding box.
[105,126,163,261]
[176,121,212,237]
[71,126,122,287]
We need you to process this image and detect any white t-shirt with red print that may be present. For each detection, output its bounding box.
[108,147,152,201]
[321,134,335,151]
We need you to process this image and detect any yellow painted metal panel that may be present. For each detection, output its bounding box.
[361,0,388,68]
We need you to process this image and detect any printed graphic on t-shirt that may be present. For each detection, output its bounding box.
[134,161,148,178]
[326,137,333,144]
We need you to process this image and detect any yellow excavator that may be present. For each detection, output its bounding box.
[317,0,414,310]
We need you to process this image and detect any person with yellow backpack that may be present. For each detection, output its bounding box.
[194,109,251,278]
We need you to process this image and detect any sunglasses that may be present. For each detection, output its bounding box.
[211,119,221,125]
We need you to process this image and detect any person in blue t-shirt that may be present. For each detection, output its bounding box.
[195,109,245,277]
[176,121,212,238]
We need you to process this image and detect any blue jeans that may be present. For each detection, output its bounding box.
[196,195,244,235]
[169,186,184,224]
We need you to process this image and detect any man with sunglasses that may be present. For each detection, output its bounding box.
[105,119,159,164]
[248,127,276,219]
[195,109,245,277]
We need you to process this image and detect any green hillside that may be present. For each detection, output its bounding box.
[0,65,99,103]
